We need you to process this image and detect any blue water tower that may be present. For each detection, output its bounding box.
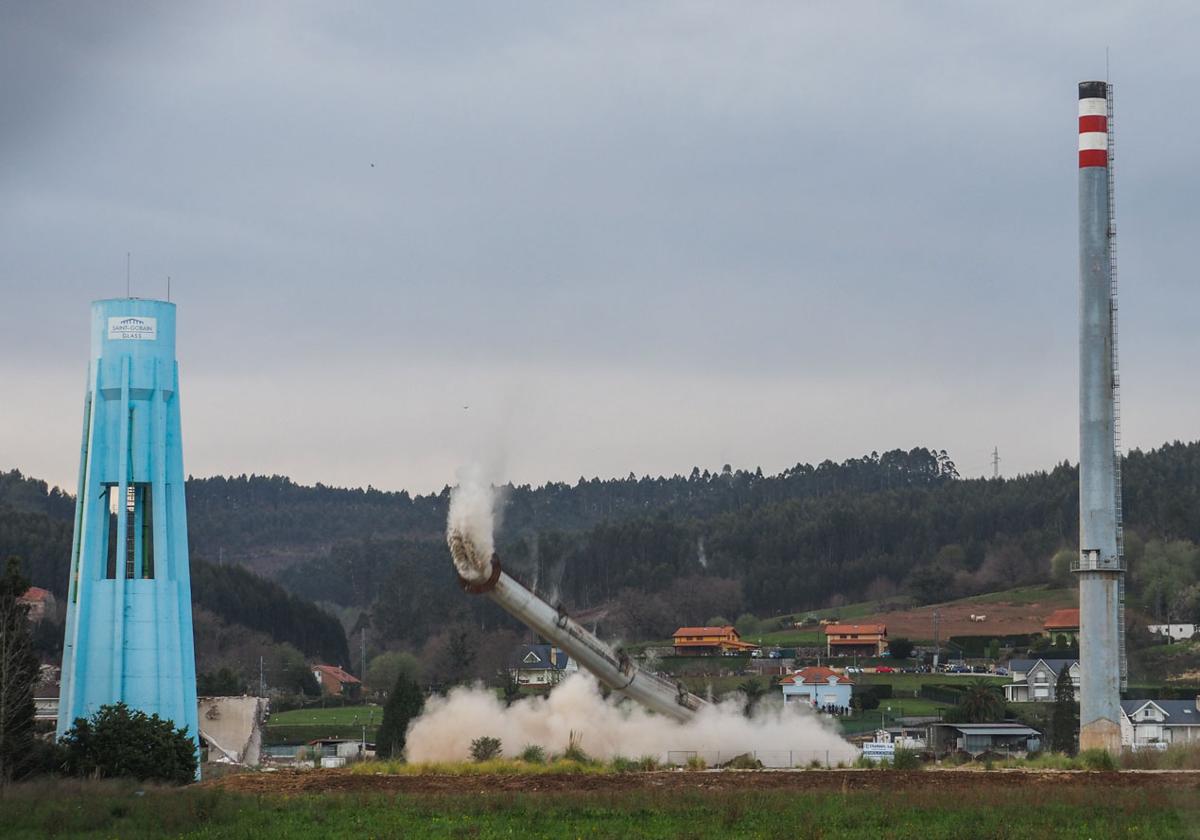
[57,299,199,765]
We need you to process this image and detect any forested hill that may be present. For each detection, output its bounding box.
[6,441,1200,652]
[184,447,959,567]
[0,470,348,665]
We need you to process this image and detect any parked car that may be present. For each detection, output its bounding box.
[875,666,895,674]
[994,667,1009,676]
[844,666,863,674]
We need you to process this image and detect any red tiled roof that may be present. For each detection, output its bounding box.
[824,623,886,636]
[312,664,361,685]
[1044,608,1080,630]
[673,626,738,638]
[780,666,854,686]
[18,587,52,602]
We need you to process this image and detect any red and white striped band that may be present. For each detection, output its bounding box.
[1078,81,1108,169]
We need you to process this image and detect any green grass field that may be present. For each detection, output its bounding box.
[1,779,1194,839]
[266,705,382,727]
[263,705,382,746]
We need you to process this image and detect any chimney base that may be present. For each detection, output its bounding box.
[1080,718,1121,754]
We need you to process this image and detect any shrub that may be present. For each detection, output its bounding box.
[722,753,763,770]
[685,755,707,770]
[470,736,502,762]
[636,755,660,771]
[892,748,921,770]
[518,744,546,764]
[609,756,638,772]
[562,731,590,764]
[60,703,196,785]
[1079,748,1117,771]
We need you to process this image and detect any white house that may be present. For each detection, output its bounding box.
[779,666,853,712]
[509,645,577,686]
[1004,659,1079,703]
[1120,699,1200,749]
[1147,624,1197,643]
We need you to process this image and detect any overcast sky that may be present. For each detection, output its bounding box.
[2,2,1198,494]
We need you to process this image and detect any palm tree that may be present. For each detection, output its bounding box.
[738,679,767,718]
[960,679,1006,723]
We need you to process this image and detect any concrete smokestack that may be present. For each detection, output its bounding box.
[1076,79,1124,754]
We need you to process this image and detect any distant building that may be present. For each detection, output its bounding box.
[671,626,758,656]
[17,587,55,623]
[1004,658,1080,703]
[509,644,577,686]
[1042,608,1080,645]
[311,664,361,699]
[927,723,1041,756]
[824,624,887,657]
[1120,699,1200,749]
[1147,624,1197,643]
[779,666,853,712]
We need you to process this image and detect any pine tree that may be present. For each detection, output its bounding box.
[1050,664,1078,754]
[376,672,425,759]
[0,557,40,782]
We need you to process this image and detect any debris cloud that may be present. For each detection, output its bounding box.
[406,674,858,766]
[447,464,499,583]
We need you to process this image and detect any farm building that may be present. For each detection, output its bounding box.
[927,723,1041,757]
[824,623,887,657]
[1120,699,1200,749]
[779,666,853,713]
[671,626,758,655]
[509,644,577,686]
[1004,658,1079,703]
[1042,609,1080,645]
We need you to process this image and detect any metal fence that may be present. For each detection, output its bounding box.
[663,749,844,768]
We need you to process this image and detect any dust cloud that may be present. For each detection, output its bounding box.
[406,673,859,766]
[446,464,499,582]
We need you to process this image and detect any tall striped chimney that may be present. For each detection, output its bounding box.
[1076,80,1124,754]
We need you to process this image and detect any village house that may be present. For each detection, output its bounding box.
[671,625,758,656]
[18,587,55,622]
[824,623,887,657]
[311,664,361,699]
[1147,623,1197,642]
[779,666,854,713]
[1004,658,1080,703]
[509,644,578,686]
[1042,608,1080,645]
[1120,698,1200,749]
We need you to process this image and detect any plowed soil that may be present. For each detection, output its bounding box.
[205,769,1200,796]
[857,598,1075,640]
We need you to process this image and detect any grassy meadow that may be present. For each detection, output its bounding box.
[1,778,1195,839]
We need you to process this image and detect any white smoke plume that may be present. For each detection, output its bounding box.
[447,464,501,582]
[406,673,858,766]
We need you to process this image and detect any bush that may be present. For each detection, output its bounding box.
[636,755,660,771]
[562,731,591,764]
[892,748,921,770]
[722,753,763,770]
[685,755,707,771]
[1079,749,1117,771]
[518,745,546,764]
[470,736,502,762]
[60,703,197,785]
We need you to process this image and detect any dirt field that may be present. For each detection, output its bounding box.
[853,596,1076,641]
[205,768,1200,796]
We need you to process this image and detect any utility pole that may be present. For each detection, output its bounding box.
[932,610,941,671]
[992,447,1000,479]
[259,655,265,698]
[361,627,367,683]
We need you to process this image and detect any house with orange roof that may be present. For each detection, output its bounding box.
[824,623,887,657]
[18,587,55,622]
[311,664,362,699]
[671,625,758,656]
[780,666,854,712]
[1043,608,1080,645]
